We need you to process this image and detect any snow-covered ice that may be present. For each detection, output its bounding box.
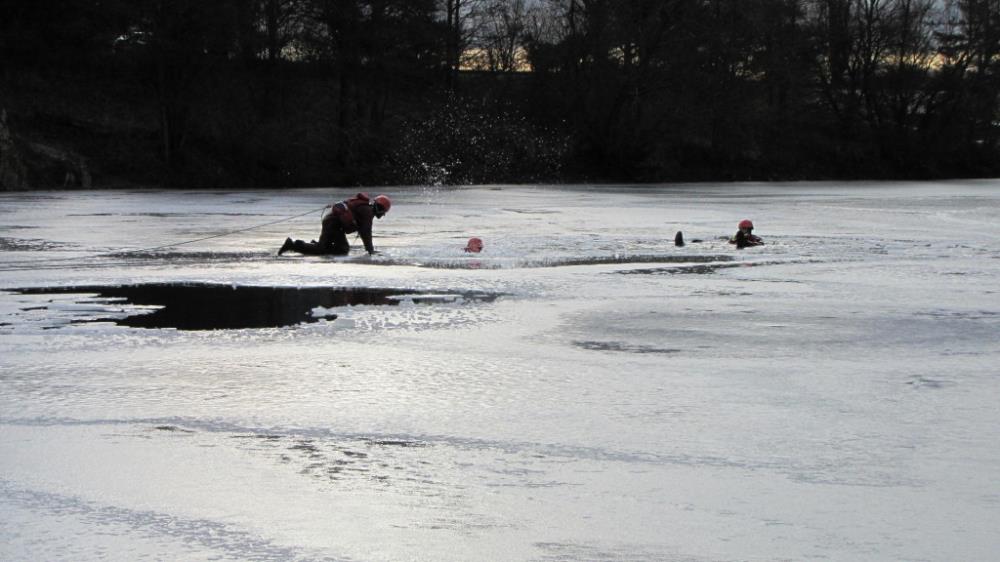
[1,183,999,561]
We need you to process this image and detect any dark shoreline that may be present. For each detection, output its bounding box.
[4,0,1000,191]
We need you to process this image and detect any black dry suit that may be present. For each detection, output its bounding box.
[730,230,764,249]
[286,193,377,255]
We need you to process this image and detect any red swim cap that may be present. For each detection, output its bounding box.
[464,237,483,253]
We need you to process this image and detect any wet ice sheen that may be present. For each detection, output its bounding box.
[1,183,999,561]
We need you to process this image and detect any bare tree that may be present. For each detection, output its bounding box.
[883,0,938,133]
[442,0,492,86]
[472,0,530,72]
[259,0,308,62]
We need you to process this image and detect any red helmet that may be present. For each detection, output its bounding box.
[738,219,754,230]
[373,195,391,216]
[464,237,483,253]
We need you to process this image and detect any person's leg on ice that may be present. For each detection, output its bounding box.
[279,216,345,255]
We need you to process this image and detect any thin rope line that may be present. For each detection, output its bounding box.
[0,206,326,271]
[128,206,325,253]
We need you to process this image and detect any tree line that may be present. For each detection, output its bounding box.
[2,0,999,187]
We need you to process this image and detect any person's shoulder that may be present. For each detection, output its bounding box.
[354,202,374,219]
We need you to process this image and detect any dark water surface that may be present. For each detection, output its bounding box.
[12,284,497,330]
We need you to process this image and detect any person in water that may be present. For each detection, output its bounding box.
[278,192,390,256]
[730,219,763,249]
[464,237,484,253]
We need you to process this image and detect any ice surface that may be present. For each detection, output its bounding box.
[2,183,999,561]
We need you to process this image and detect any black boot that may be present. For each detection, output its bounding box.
[278,237,294,256]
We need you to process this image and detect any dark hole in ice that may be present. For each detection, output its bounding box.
[12,283,497,331]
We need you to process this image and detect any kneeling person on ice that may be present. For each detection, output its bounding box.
[730,219,763,249]
[279,193,390,256]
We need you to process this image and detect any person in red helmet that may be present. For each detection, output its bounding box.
[464,237,483,253]
[278,192,390,256]
[730,219,763,249]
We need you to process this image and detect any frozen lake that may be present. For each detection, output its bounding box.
[1,183,998,561]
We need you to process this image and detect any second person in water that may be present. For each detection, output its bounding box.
[676,219,763,248]
[730,219,763,249]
